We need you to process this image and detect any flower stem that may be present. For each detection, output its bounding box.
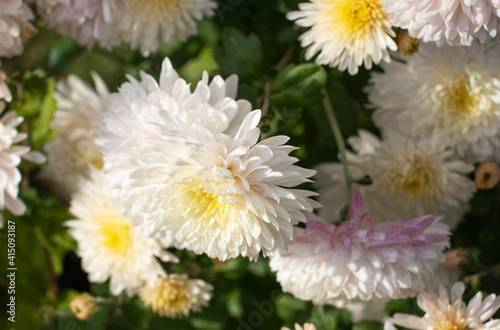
[322,88,352,201]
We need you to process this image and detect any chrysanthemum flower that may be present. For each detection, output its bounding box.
[316,130,475,227]
[117,0,217,56]
[384,0,500,46]
[45,73,108,192]
[130,110,318,261]
[368,43,500,164]
[97,58,252,229]
[66,168,178,296]
[0,111,45,227]
[139,274,213,318]
[0,0,36,57]
[36,0,124,50]
[386,282,500,329]
[270,191,450,307]
[287,0,397,75]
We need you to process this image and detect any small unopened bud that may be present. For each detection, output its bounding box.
[70,293,97,321]
[397,30,420,56]
[444,249,467,269]
[475,161,500,190]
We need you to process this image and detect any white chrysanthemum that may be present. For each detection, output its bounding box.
[131,110,318,261]
[368,43,500,164]
[139,274,213,318]
[0,70,12,102]
[386,282,500,329]
[384,0,500,46]
[45,73,108,192]
[66,168,178,296]
[117,0,217,56]
[316,130,476,228]
[97,58,252,232]
[270,191,451,307]
[0,0,36,57]
[287,0,397,75]
[36,0,124,49]
[0,111,45,227]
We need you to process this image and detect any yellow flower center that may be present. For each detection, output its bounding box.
[444,74,483,119]
[98,215,134,255]
[331,0,385,39]
[181,178,242,229]
[142,275,192,318]
[385,154,438,197]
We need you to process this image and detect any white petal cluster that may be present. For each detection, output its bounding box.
[270,191,451,307]
[387,282,500,329]
[315,130,476,228]
[97,58,318,261]
[139,274,213,318]
[119,0,217,56]
[368,42,500,164]
[0,111,45,227]
[0,0,36,57]
[36,0,124,50]
[384,0,500,46]
[287,0,397,75]
[36,0,217,55]
[66,168,178,296]
[45,73,108,192]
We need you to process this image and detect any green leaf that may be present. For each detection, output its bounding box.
[353,321,383,330]
[215,28,263,80]
[179,47,219,85]
[274,294,307,322]
[310,306,339,330]
[270,63,327,108]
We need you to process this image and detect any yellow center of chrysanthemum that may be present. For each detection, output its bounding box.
[444,74,483,119]
[182,178,243,228]
[331,0,385,38]
[144,276,192,318]
[98,215,134,255]
[385,154,438,197]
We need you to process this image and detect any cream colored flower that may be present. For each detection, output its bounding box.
[287,0,397,75]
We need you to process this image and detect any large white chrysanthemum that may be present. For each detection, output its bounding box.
[0,0,36,58]
[386,282,500,329]
[315,130,476,228]
[368,43,500,164]
[131,110,318,261]
[117,0,217,56]
[36,0,124,49]
[0,111,45,227]
[287,0,397,75]
[45,73,108,192]
[97,58,252,231]
[384,0,500,46]
[270,191,450,307]
[66,168,178,296]
[139,274,213,318]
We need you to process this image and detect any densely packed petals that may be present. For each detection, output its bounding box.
[368,43,500,164]
[316,130,476,227]
[45,73,108,192]
[0,0,36,57]
[386,282,500,329]
[66,168,178,296]
[139,274,213,318]
[270,191,450,306]
[287,0,397,75]
[384,0,500,46]
[0,111,45,227]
